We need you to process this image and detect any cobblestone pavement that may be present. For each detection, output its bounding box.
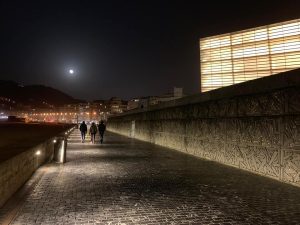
[1,130,300,225]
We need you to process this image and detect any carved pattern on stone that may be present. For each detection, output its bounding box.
[283,116,300,149]
[225,144,240,167]
[287,88,300,113]
[229,118,280,147]
[238,146,280,178]
[282,150,300,185]
[218,99,237,117]
[208,102,219,118]
[237,91,284,116]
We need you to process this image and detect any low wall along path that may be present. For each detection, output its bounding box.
[0,123,74,208]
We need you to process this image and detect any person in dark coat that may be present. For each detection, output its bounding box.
[98,120,106,144]
[79,121,87,143]
[89,122,98,144]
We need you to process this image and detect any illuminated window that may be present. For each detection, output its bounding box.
[200,18,300,92]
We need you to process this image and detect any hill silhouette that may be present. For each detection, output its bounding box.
[0,80,82,107]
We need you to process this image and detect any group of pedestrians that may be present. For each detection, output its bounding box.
[79,120,106,144]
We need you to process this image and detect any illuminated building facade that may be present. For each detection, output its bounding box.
[200,18,300,92]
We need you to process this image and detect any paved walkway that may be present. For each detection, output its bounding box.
[1,130,300,225]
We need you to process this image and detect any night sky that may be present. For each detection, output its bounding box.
[1,0,300,100]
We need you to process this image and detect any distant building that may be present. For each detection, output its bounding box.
[92,100,110,121]
[127,87,185,110]
[157,87,184,103]
[109,97,128,114]
[128,96,161,110]
[127,98,140,110]
[200,18,300,92]
[0,96,15,112]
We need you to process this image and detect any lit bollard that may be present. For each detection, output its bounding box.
[53,136,67,163]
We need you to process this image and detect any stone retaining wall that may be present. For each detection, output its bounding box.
[108,69,300,187]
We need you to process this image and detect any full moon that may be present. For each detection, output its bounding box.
[69,69,74,74]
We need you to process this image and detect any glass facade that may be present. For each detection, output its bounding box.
[200,19,300,92]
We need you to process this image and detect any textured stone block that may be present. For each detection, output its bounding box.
[283,116,300,149]
[287,88,300,114]
[282,149,300,185]
[238,146,280,178]
[237,91,284,116]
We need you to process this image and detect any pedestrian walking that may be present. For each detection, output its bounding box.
[98,120,106,144]
[90,122,98,144]
[79,121,87,143]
